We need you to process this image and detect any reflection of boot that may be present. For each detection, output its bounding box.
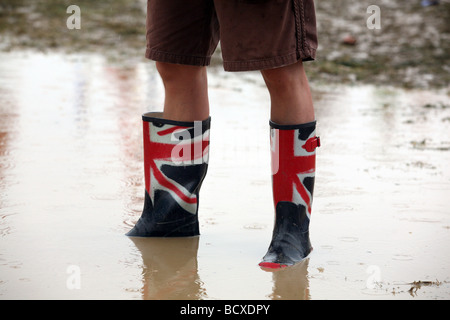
[262,258,310,300]
[127,112,210,237]
[129,237,204,300]
[260,121,320,268]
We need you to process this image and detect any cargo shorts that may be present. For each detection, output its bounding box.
[145,0,318,72]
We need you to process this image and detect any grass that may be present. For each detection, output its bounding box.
[0,0,146,53]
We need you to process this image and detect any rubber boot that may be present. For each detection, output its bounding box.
[126,112,210,237]
[259,120,320,268]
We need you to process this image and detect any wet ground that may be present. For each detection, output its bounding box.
[0,51,449,300]
[1,0,449,88]
[1,0,450,300]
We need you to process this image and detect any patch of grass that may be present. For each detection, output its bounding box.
[0,0,146,54]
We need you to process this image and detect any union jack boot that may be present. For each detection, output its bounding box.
[126,112,210,237]
[259,120,320,268]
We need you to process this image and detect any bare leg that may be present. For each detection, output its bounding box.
[156,62,210,122]
[261,60,315,125]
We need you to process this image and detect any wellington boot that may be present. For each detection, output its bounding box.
[260,120,320,268]
[127,112,210,237]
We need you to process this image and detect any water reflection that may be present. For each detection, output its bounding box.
[0,58,20,239]
[128,237,206,300]
[262,259,310,300]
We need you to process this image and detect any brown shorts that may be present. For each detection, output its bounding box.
[145,0,318,72]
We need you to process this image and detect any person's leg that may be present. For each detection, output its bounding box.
[214,0,319,267]
[127,59,212,239]
[156,62,210,122]
[259,61,320,269]
[261,60,315,125]
[127,0,218,237]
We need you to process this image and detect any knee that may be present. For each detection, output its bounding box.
[261,61,307,92]
[156,62,181,83]
[156,62,205,84]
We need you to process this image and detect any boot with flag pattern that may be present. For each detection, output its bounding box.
[126,112,210,237]
[259,120,320,268]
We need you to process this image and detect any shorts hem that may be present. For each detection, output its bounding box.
[224,53,297,72]
[145,47,317,72]
[223,49,316,72]
[146,48,211,67]
[302,46,317,62]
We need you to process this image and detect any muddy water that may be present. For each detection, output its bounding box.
[0,51,449,300]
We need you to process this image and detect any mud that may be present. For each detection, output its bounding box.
[0,51,449,299]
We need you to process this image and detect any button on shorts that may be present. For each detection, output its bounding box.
[145,0,318,72]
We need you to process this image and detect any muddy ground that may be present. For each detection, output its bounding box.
[0,50,449,300]
[0,0,449,88]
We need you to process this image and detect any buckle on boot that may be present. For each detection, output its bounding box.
[302,137,321,152]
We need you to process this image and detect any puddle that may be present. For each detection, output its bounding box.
[0,51,449,299]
